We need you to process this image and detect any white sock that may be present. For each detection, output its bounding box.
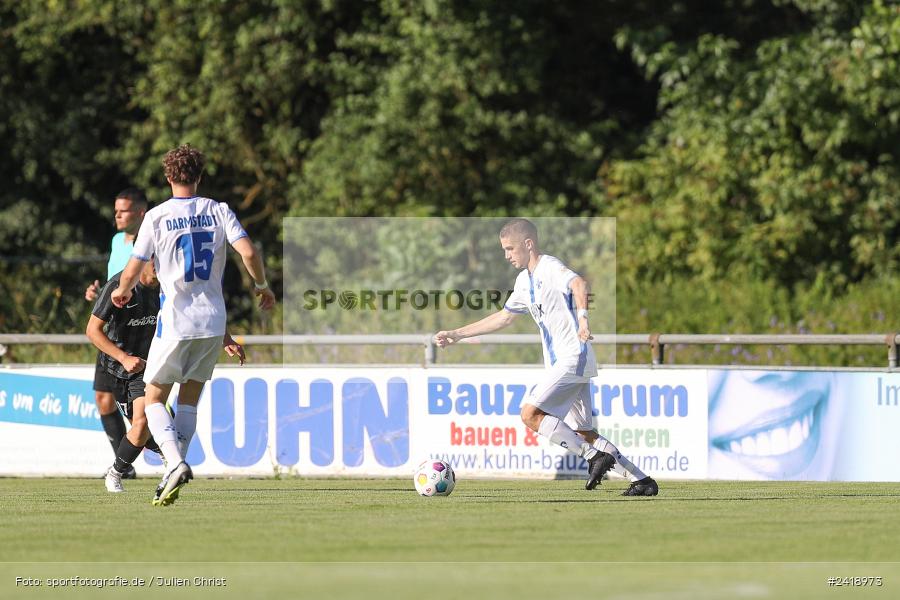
[538,415,598,459]
[174,404,198,458]
[145,402,183,467]
[594,435,646,481]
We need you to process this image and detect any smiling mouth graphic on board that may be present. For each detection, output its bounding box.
[712,390,825,476]
[724,404,814,457]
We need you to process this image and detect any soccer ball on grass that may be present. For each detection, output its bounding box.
[413,459,456,496]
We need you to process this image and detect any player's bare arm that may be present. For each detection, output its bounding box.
[434,309,519,348]
[111,257,146,308]
[85,315,146,374]
[569,275,592,343]
[232,237,276,310]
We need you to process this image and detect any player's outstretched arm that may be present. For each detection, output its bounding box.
[232,237,276,310]
[111,257,146,308]
[434,309,518,347]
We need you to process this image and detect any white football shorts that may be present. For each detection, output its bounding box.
[526,369,594,431]
[143,336,221,385]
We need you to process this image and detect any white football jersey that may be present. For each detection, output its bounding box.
[504,255,597,377]
[132,196,248,340]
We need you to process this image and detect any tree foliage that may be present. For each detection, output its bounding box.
[0,0,897,366]
[608,0,900,292]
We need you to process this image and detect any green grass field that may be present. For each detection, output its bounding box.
[1,478,898,599]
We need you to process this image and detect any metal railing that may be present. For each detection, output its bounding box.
[1,332,898,367]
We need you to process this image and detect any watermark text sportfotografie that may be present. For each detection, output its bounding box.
[15,576,227,589]
[303,289,595,311]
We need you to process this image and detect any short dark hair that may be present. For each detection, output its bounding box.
[163,144,206,185]
[499,218,538,244]
[115,187,147,207]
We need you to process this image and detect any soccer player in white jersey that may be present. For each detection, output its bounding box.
[434,218,658,496]
[111,144,276,506]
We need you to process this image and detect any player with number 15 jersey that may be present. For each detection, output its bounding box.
[112,144,275,507]
[132,197,247,341]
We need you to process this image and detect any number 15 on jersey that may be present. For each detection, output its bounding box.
[176,231,214,282]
